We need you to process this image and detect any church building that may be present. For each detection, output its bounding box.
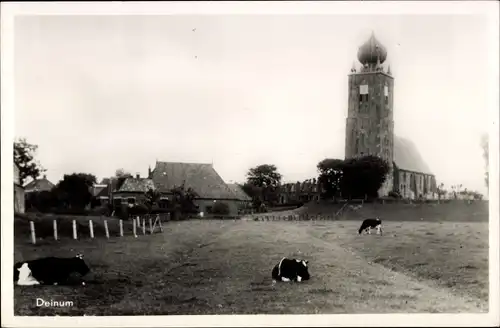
[345,32,437,199]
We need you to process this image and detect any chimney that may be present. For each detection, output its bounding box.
[136,173,140,179]
[148,165,152,178]
[43,175,47,179]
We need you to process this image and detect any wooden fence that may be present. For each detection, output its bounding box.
[247,214,341,222]
[28,214,166,245]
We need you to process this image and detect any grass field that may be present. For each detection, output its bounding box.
[13,205,489,315]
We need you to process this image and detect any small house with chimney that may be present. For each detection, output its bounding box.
[24,175,55,194]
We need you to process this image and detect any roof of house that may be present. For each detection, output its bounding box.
[91,184,107,197]
[24,175,55,192]
[116,177,155,193]
[394,136,433,175]
[151,161,237,199]
[227,183,252,201]
[96,184,110,198]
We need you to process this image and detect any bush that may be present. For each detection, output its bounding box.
[87,206,111,217]
[150,208,171,215]
[388,191,402,199]
[212,202,230,215]
[49,207,89,216]
[128,204,149,216]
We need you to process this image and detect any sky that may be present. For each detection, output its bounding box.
[13,13,494,195]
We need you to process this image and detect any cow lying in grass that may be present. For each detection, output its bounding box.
[358,218,383,235]
[14,254,90,286]
[272,257,310,283]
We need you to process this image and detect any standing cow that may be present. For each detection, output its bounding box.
[14,254,90,286]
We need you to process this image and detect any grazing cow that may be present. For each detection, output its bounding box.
[14,254,90,286]
[272,257,310,283]
[358,218,383,235]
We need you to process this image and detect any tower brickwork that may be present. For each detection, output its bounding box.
[345,32,395,197]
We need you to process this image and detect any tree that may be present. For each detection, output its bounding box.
[241,182,264,209]
[100,178,111,185]
[245,164,282,206]
[340,155,390,199]
[144,188,162,212]
[170,183,199,219]
[115,168,133,178]
[317,158,344,199]
[481,134,489,189]
[114,168,133,191]
[246,164,282,188]
[14,138,46,185]
[53,173,97,210]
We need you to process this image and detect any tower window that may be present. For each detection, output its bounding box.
[359,84,368,105]
[384,85,389,105]
[360,84,369,95]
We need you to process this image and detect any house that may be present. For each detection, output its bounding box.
[111,174,156,209]
[91,183,111,207]
[227,183,252,212]
[14,163,25,214]
[24,175,55,193]
[278,178,321,205]
[149,161,243,216]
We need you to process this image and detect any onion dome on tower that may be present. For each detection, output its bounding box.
[357,31,388,66]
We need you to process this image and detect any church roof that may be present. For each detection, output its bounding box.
[394,136,433,175]
[151,161,238,200]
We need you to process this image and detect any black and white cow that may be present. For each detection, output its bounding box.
[358,218,383,235]
[272,257,310,283]
[14,254,90,286]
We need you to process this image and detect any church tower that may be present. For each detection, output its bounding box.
[345,32,395,196]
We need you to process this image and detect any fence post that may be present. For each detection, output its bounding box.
[89,220,94,239]
[158,215,164,232]
[149,217,153,234]
[30,221,36,244]
[104,220,110,239]
[133,219,137,237]
[53,219,58,241]
[142,218,146,235]
[72,220,77,240]
[119,219,124,237]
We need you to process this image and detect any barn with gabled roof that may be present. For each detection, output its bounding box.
[149,161,246,215]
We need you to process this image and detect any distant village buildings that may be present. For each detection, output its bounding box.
[277,179,321,205]
[97,161,252,216]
